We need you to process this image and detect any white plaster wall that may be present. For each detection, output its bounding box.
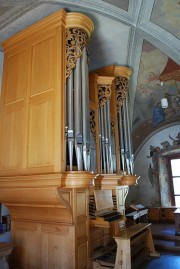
[128,125,180,207]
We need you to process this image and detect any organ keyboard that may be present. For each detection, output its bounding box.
[90,189,124,228]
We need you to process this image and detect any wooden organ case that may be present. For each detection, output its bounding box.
[0,9,156,269]
[0,9,95,269]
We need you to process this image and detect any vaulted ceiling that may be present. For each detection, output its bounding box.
[0,0,179,154]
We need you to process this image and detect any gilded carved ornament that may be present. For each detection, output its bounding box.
[90,110,96,141]
[98,84,111,108]
[66,28,89,78]
[65,12,94,78]
[116,76,129,111]
[111,121,115,137]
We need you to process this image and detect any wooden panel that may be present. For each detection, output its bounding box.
[94,190,114,211]
[28,96,54,167]
[30,36,55,96]
[41,226,75,269]
[165,208,175,221]
[77,216,88,238]
[77,241,89,269]
[3,48,28,105]
[0,11,66,175]
[1,104,25,169]
[76,191,87,216]
[13,222,40,269]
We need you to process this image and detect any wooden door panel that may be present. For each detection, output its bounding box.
[30,36,55,96]
[3,48,28,105]
[41,227,75,269]
[14,222,40,269]
[28,96,54,167]
[1,104,25,169]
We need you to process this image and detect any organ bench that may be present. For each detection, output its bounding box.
[93,223,159,269]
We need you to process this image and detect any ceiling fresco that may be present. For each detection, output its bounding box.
[102,0,129,11]
[132,40,180,153]
[151,0,180,39]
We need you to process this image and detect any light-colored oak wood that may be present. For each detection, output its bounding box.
[114,223,159,269]
[0,172,95,269]
[0,9,95,269]
[0,9,67,175]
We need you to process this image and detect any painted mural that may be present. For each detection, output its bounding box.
[151,0,180,39]
[127,126,180,208]
[132,40,180,152]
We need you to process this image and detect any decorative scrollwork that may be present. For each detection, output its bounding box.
[116,76,128,110]
[66,28,89,78]
[111,121,115,137]
[98,84,111,107]
[90,110,96,141]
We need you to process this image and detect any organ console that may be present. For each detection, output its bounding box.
[0,8,156,269]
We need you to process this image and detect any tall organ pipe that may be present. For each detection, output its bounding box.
[122,99,130,174]
[74,57,83,170]
[81,47,90,171]
[118,107,125,172]
[106,99,113,173]
[67,72,74,171]
[125,97,134,174]
[99,106,106,173]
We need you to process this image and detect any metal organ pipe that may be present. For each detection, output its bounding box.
[122,100,130,174]
[99,105,106,173]
[98,82,114,174]
[118,107,125,172]
[81,47,90,171]
[122,94,134,174]
[74,57,83,170]
[106,99,113,173]
[66,47,91,171]
[65,13,94,172]
[125,97,134,174]
[66,72,74,171]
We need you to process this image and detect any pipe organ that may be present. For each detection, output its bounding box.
[65,22,91,172]
[0,8,154,269]
[89,65,133,175]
